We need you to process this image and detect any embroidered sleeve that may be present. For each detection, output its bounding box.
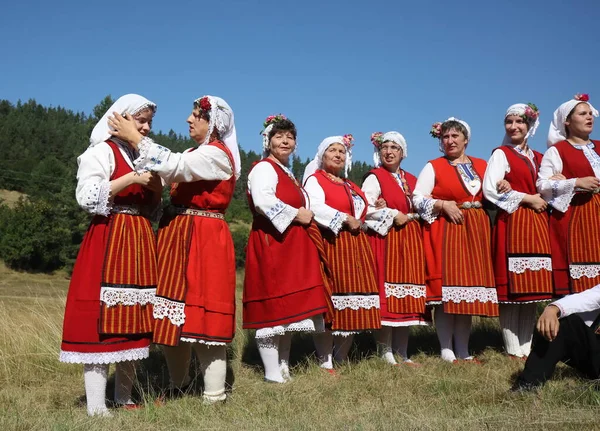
[134,137,233,184]
[552,285,600,318]
[482,149,525,214]
[304,176,348,235]
[362,174,397,235]
[413,163,439,224]
[248,162,298,234]
[536,147,576,213]
[75,143,115,216]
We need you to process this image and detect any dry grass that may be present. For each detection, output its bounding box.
[0,264,599,430]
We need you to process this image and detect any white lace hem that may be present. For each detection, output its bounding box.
[385,283,426,299]
[508,257,552,274]
[179,338,227,346]
[570,264,600,280]
[381,320,431,327]
[417,197,438,224]
[153,296,186,326]
[331,330,360,337]
[100,287,155,307]
[133,137,169,172]
[442,286,498,304]
[255,315,325,339]
[332,295,380,311]
[59,347,149,364]
[270,203,299,234]
[494,191,524,214]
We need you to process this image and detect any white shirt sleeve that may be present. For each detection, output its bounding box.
[75,143,115,216]
[303,176,348,235]
[134,137,233,184]
[552,285,600,326]
[248,162,299,234]
[362,174,397,236]
[412,163,439,224]
[536,146,576,213]
[483,149,525,214]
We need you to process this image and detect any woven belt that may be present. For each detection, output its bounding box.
[111,205,143,215]
[458,201,482,209]
[171,206,224,219]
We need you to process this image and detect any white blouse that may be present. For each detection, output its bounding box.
[483,148,528,214]
[361,174,398,236]
[248,161,301,234]
[536,146,578,213]
[134,137,233,184]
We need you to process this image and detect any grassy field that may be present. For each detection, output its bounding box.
[1,263,599,430]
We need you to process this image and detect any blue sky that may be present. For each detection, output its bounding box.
[2,0,599,175]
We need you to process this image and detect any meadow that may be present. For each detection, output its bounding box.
[1,263,599,431]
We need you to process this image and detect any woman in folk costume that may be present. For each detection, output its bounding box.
[362,131,429,366]
[413,118,498,363]
[482,103,553,360]
[537,94,600,299]
[60,94,161,416]
[243,115,331,383]
[109,95,240,403]
[303,135,381,372]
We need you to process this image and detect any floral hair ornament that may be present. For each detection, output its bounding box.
[575,93,590,102]
[429,122,442,139]
[198,96,211,113]
[342,134,355,150]
[523,103,540,122]
[260,114,288,155]
[370,132,384,149]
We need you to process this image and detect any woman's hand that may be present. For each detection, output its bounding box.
[143,173,164,194]
[496,179,512,194]
[374,198,387,209]
[440,200,463,224]
[393,212,409,227]
[344,215,361,233]
[108,112,143,148]
[129,171,156,188]
[294,207,314,225]
[550,173,567,181]
[575,176,600,192]
[522,193,547,212]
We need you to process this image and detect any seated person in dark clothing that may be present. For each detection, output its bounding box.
[512,285,600,391]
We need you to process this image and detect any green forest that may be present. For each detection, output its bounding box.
[0,97,373,273]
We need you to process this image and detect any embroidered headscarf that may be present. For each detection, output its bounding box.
[371,131,407,167]
[547,94,598,147]
[194,95,241,179]
[90,94,156,147]
[302,135,353,184]
[502,103,540,146]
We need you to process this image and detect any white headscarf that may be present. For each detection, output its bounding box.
[501,103,540,146]
[373,131,407,167]
[89,94,156,147]
[436,117,471,153]
[547,96,598,147]
[302,136,352,184]
[195,95,241,179]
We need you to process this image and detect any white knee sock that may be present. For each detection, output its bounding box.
[163,343,192,389]
[84,363,110,417]
[499,303,522,356]
[518,303,538,357]
[114,361,136,405]
[392,327,410,361]
[256,335,285,383]
[434,306,456,362]
[453,314,472,359]
[313,331,334,369]
[193,344,227,402]
[376,327,397,364]
[333,334,354,362]
[278,333,293,381]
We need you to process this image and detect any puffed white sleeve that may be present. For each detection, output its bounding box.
[134,137,233,184]
[536,146,576,213]
[412,163,439,224]
[75,143,115,216]
[362,174,397,236]
[303,176,348,235]
[552,285,600,319]
[248,162,299,234]
[482,149,525,214]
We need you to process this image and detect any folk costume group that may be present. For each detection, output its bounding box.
[59,92,600,415]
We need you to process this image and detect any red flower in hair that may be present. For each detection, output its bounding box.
[199,97,212,112]
[342,134,354,149]
[575,93,590,102]
[370,132,383,149]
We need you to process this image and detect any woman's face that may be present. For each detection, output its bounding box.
[379,140,403,171]
[566,102,595,138]
[187,108,210,144]
[133,108,154,137]
[269,130,296,163]
[441,127,468,158]
[504,115,529,144]
[322,143,346,174]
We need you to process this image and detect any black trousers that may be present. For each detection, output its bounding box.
[518,315,600,386]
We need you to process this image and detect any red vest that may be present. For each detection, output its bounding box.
[170,141,235,212]
[367,167,416,214]
[430,156,487,204]
[554,140,600,179]
[495,146,542,195]
[311,170,368,220]
[106,140,154,205]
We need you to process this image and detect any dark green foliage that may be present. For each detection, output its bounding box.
[231,225,251,269]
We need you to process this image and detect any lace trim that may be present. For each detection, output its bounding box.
[255,316,325,339]
[331,331,359,337]
[495,191,524,214]
[442,286,498,304]
[582,144,600,177]
[100,287,155,307]
[570,264,600,280]
[133,137,169,172]
[179,338,227,346]
[270,203,299,234]
[329,211,346,235]
[153,296,186,326]
[93,181,112,216]
[331,295,380,311]
[59,347,149,364]
[508,257,552,274]
[367,208,397,236]
[381,320,430,327]
[384,283,426,299]
[417,197,438,224]
[548,178,576,213]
